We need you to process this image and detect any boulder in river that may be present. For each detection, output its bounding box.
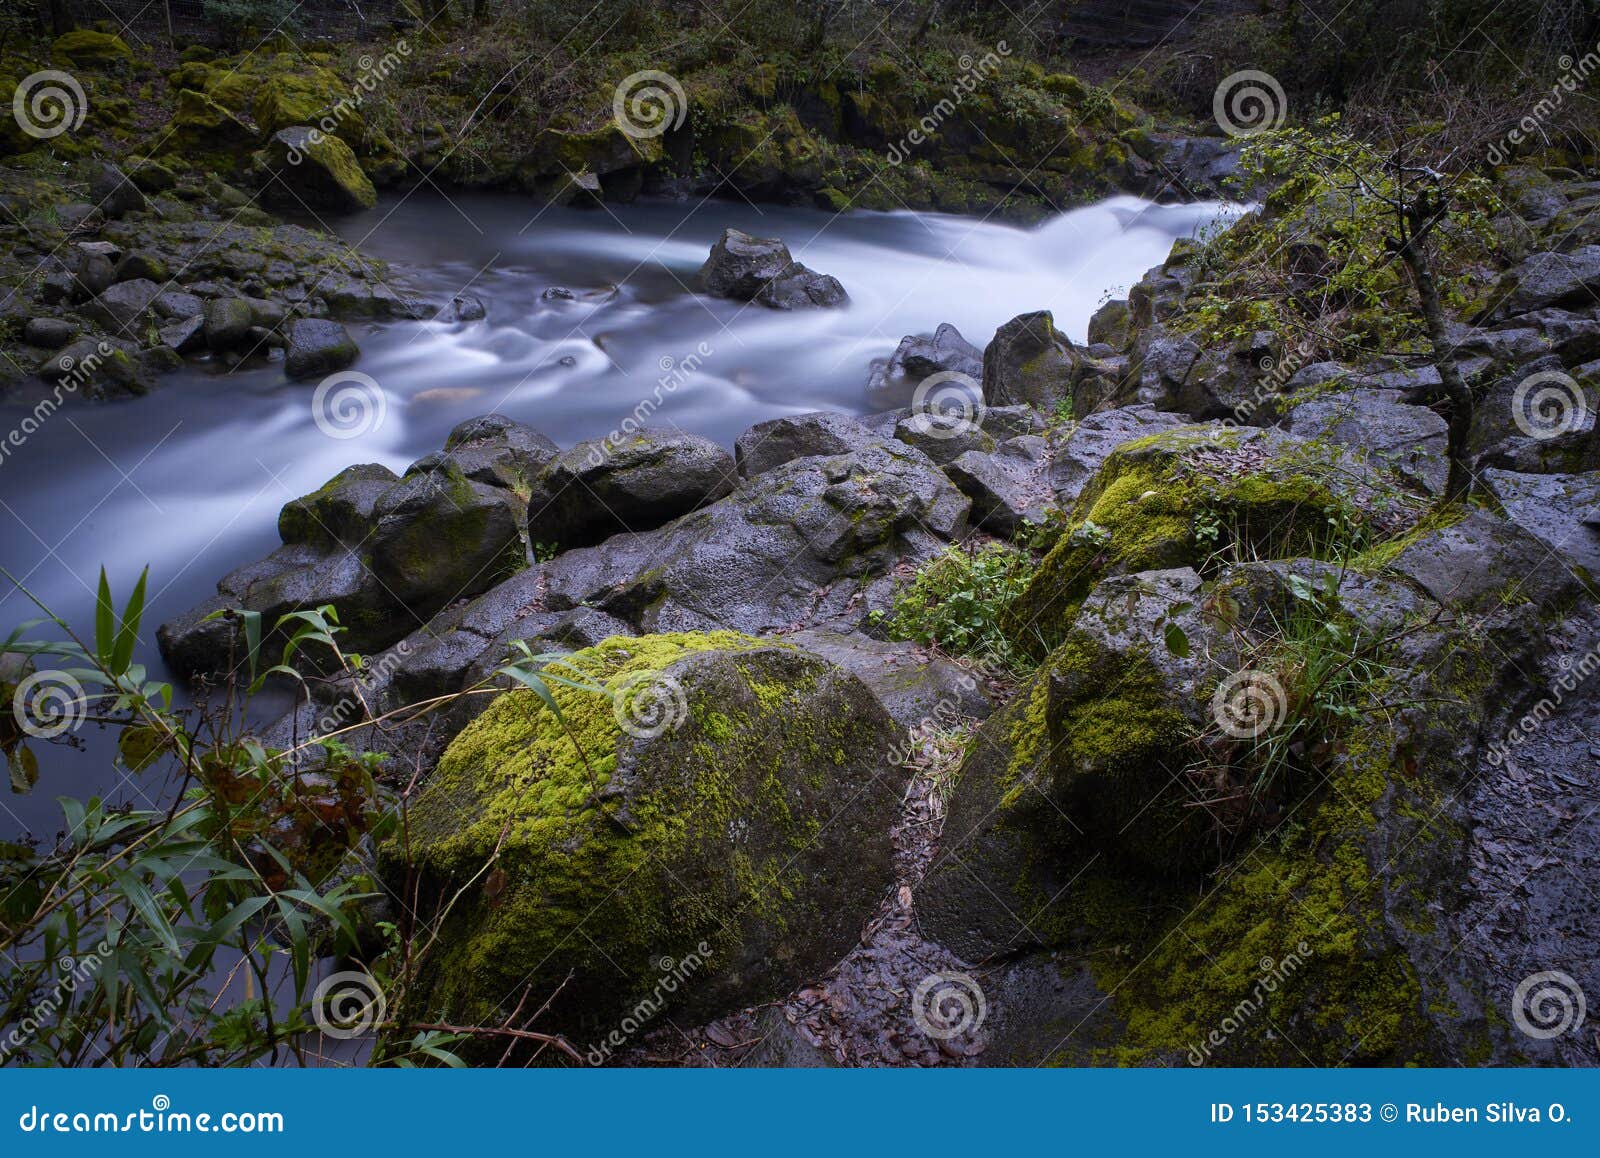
[385,631,908,1048]
[697,227,847,310]
[283,318,359,380]
[867,322,983,398]
[982,310,1083,414]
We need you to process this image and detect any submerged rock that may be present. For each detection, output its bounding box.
[283,318,358,380]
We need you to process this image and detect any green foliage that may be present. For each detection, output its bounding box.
[0,567,604,1066]
[201,0,301,49]
[878,542,1037,669]
[1175,118,1502,359]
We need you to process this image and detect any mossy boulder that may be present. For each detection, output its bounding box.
[260,127,376,214]
[163,89,257,166]
[254,68,360,141]
[1003,425,1420,655]
[51,30,133,70]
[389,632,907,1048]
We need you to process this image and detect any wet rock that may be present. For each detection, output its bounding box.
[23,317,78,349]
[367,462,524,608]
[261,127,378,215]
[868,323,984,398]
[698,228,793,299]
[154,290,205,320]
[982,310,1080,414]
[283,318,358,380]
[438,293,486,322]
[734,411,882,478]
[435,413,560,491]
[203,297,255,350]
[698,227,846,309]
[1492,246,1600,317]
[85,278,161,333]
[755,263,847,310]
[388,633,908,1047]
[527,428,737,547]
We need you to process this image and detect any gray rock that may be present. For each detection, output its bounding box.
[785,628,995,730]
[23,317,78,348]
[204,297,255,350]
[435,413,560,491]
[982,310,1077,413]
[158,314,206,354]
[893,412,995,466]
[734,411,881,478]
[89,163,145,219]
[1493,245,1600,316]
[868,322,982,398]
[113,251,167,283]
[1484,468,1600,578]
[86,278,161,333]
[1282,386,1449,493]
[755,263,847,310]
[1047,403,1189,504]
[527,427,737,547]
[943,434,1054,534]
[284,318,358,380]
[698,228,793,299]
[153,290,204,320]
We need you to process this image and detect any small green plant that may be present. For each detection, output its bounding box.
[879,542,1036,669]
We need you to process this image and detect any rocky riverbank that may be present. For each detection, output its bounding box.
[143,150,1600,1064]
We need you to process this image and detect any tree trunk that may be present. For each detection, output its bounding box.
[1401,230,1475,502]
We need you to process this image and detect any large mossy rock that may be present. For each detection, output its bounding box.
[261,127,377,214]
[1003,425,1421,654]
[921,506,1600,1065]
[164,89,258,165]
[390,632,907,1048]
[51,30,133,70]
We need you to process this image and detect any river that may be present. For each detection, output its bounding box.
[0,191,1235,833]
